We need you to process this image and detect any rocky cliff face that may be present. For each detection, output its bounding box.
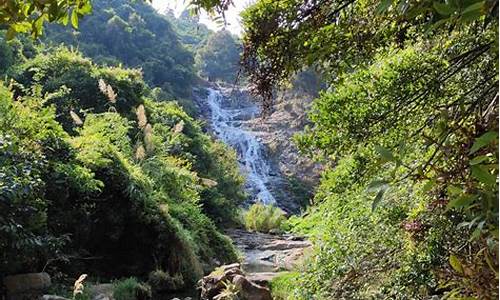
[245,89,323,185]
[194,83,321,213]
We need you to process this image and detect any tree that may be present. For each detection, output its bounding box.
[43,0,196,99]
[0,0,231,39]
[196,29,241,82]
[0,0,92,38]
[238,0,498,298]
[240,0,498,108]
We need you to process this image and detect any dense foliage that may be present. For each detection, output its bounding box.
[42,0,195,101]
[239,0,498,298]
[1,0,498,298]
[196,30,241,83]
[0,0,91,38]
[0,48,244,291]
[164,9,212,51]
[0,0,227,40]
[243,203,287,233]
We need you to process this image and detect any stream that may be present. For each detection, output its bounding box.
[205,86,310,284]
[206,88,276,205]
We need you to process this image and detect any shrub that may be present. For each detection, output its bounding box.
[113,277,151,300]
[243,203,287,233]
[270,272,300,300]
[147,270,184,293]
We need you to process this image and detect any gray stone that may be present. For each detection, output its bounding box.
[41,295,71,300]
[4,272,51,300]
[93,294,111,300]
[232,275,272,300]
[246,272,281,286]
[258,240,311,251]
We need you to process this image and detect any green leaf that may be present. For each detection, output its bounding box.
[78,2,92,15]
[462,0,484,14]
[425,17,450,33]
[376,0,392,13]
[469,227,481,241]
[470,155,490,165]
[460,8,483,22]
[449,255,463,274]
[374,145,394,162]
[447,194,476,209]
[61,14,69,26]
[471,165,497,185]
[422,179,437,192]
[433,2,455,15]
[11,21,31,33]
[6,26,16,40]
[372,186,387,211]
[366,180,389,192]
[33,16,45,36]
[447,185,462,196]
[71,9,79,29]
[470,131,498,154]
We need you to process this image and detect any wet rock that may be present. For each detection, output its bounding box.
[258,240,311,251]
[280,248,308,270]
[88,284,114,300]
[285,235,305,241]
[3,272,51,300]
[200,263,274,300]
[259,253,275,262]
[93,294,111,300]
[245,272,280,287]
[199,263,242,299]
[232,275,272,300]
[222,263,241,271]
[41,295,70,300]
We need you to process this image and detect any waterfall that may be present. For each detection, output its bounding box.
[206,88,276,205]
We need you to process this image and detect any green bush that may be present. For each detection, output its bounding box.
[243,203,287,233]
[43,0,196,99]
[270,272,301,300]
[0,45,243,288]
[147,270,184,293]
[113,277,151,300]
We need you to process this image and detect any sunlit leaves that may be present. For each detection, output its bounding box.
[471,165,497,185]
[469,131,498,154]
[371,186,388,211]
[449,254,464,274]
[71,9,79,29]
[0,0,93,39]
[374,145,395,162]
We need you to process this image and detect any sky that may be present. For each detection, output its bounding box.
[151,0,254,36]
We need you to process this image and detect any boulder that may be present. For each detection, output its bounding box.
[199,264,243,299]
[232,275,272,300]
[282,248,307,270]
[200,263,274,300]
[88,284,114,300]
[3,272,51,300]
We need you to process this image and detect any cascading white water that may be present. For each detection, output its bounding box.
[206,88,276,205]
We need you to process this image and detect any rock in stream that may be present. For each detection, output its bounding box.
[199,229,311,300]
